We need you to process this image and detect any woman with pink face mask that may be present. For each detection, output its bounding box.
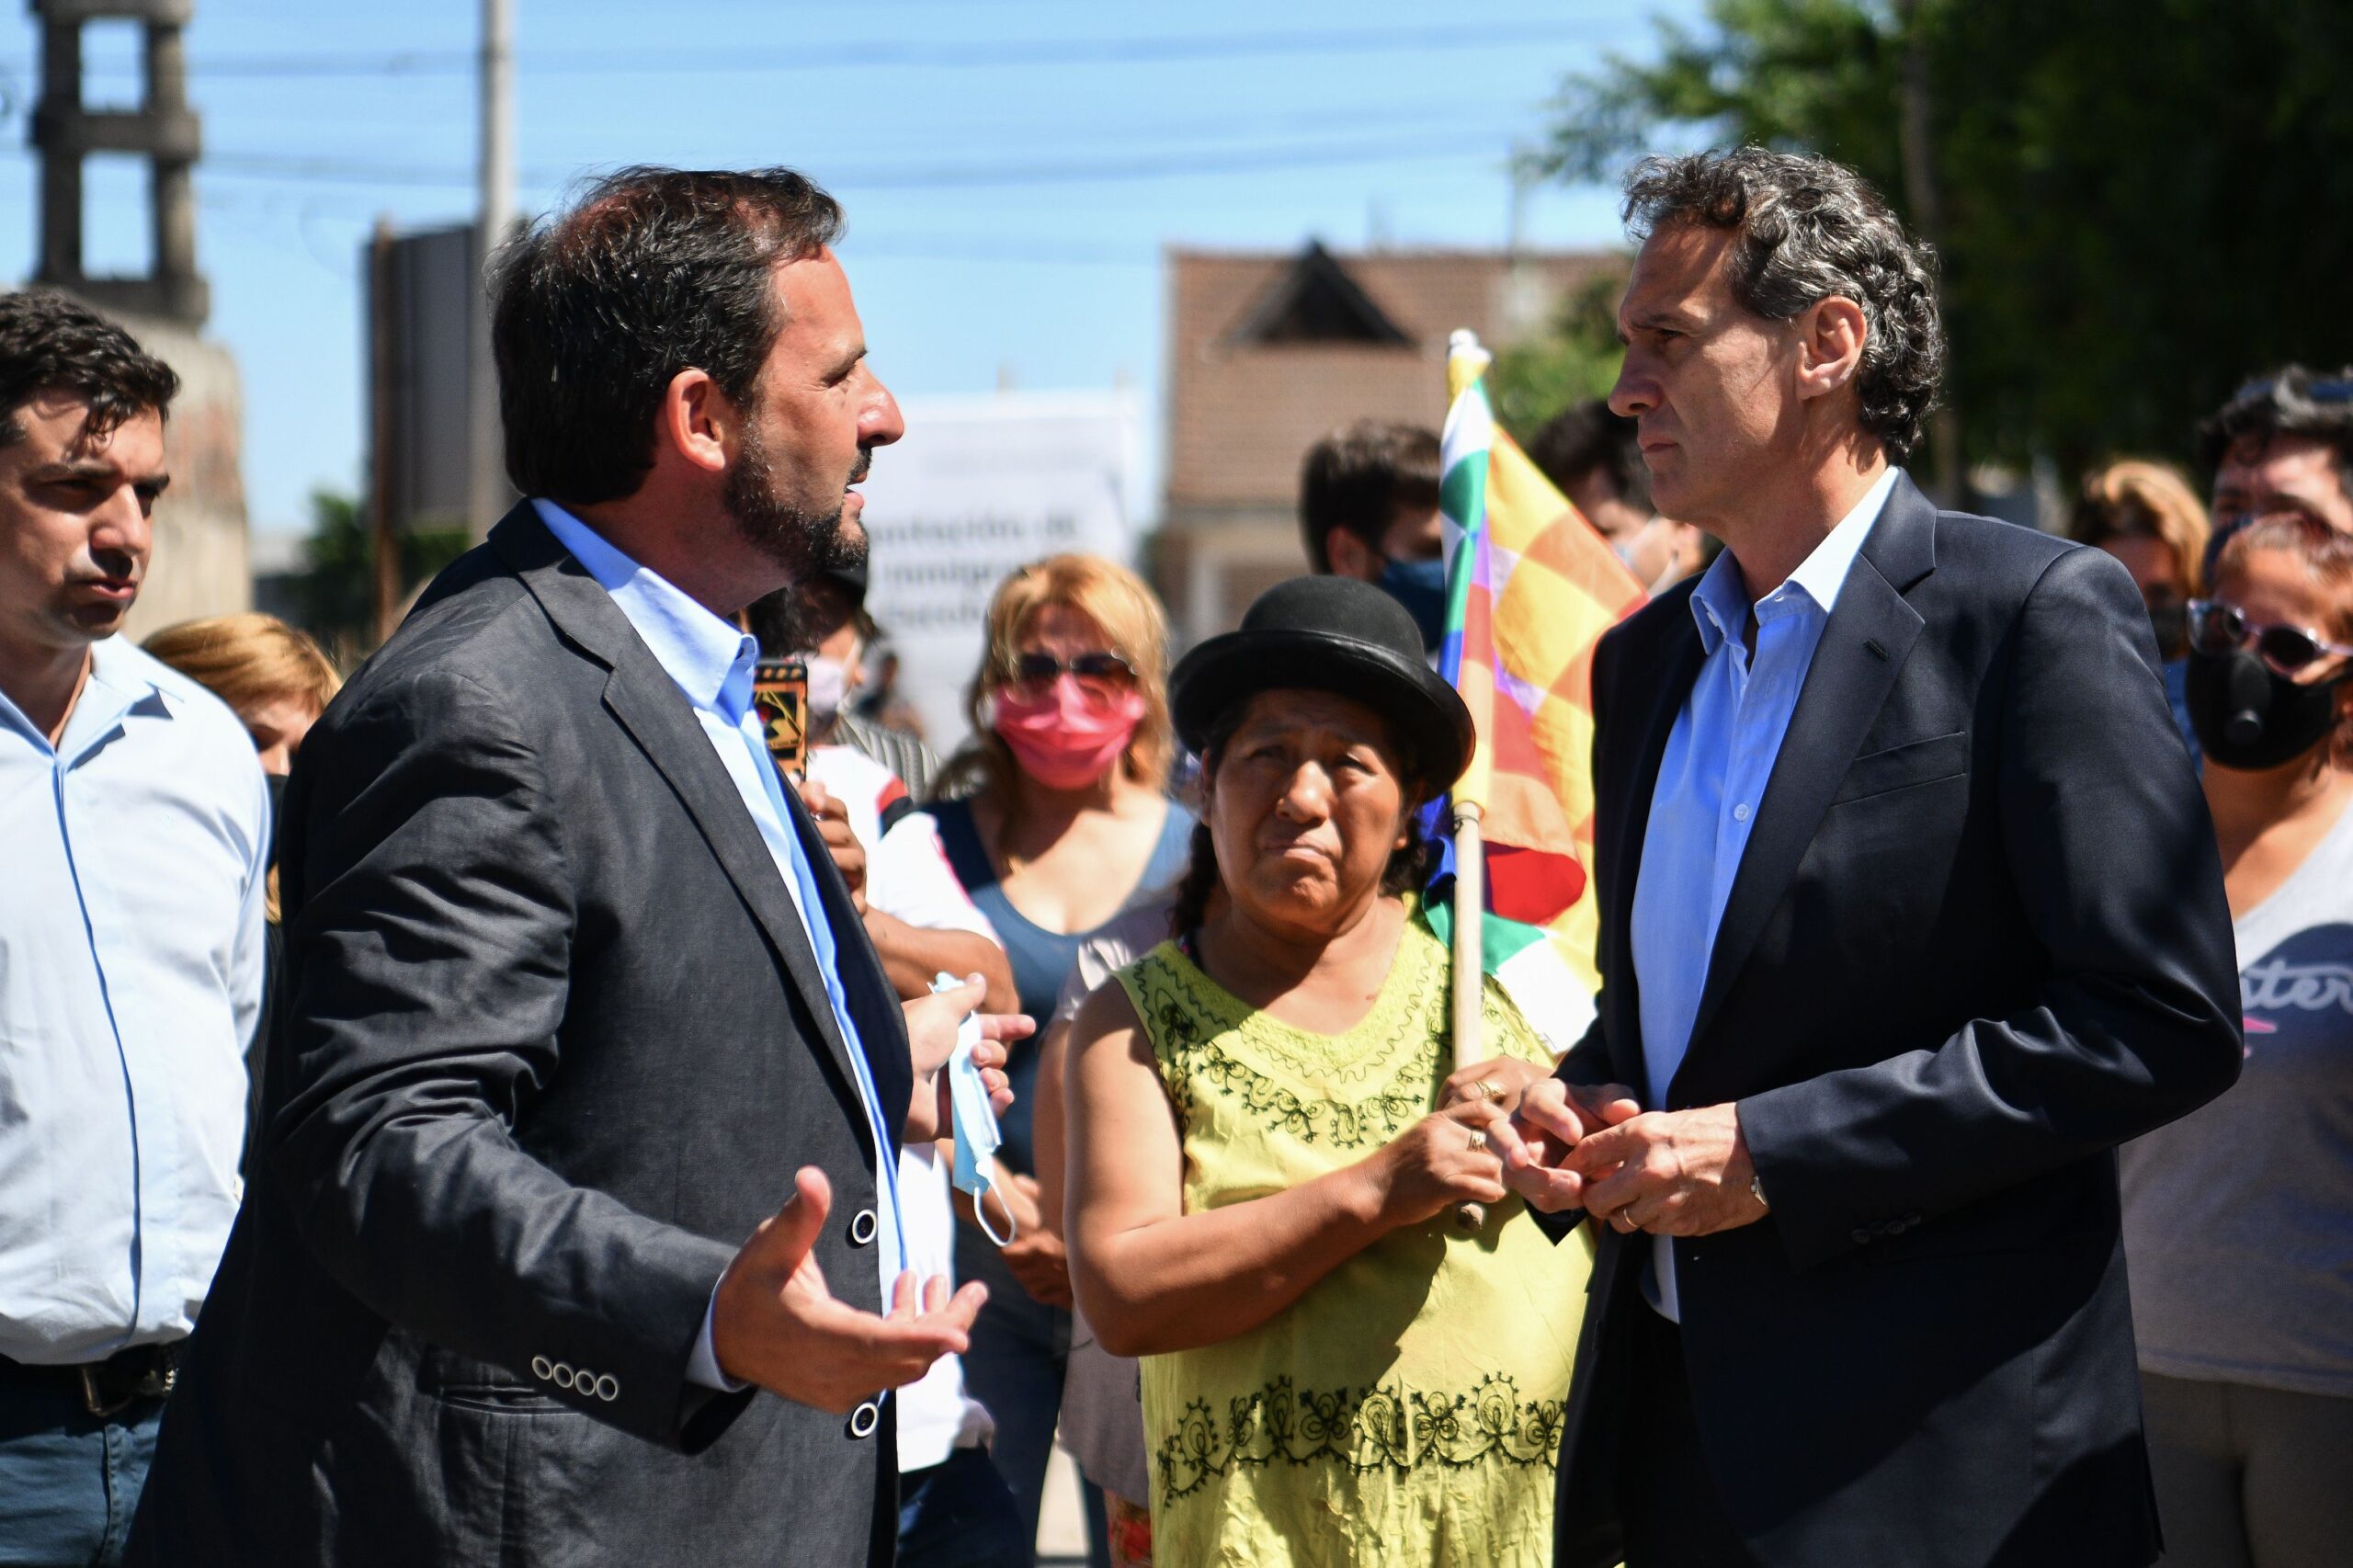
[922,554,1194,1557]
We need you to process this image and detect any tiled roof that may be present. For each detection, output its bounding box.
[1165,245,1620,509]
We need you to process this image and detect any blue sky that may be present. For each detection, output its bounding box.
[0,0,1700,539]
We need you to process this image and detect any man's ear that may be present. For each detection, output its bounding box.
[1325,528,1381,583]
[1793,295,1869,405]
[657,368,733,478]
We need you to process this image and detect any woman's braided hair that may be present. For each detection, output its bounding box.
[1168,693,1438,940]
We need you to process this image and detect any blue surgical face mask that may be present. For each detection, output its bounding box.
[932,974,1015,1246]
[1375,554,1450,653]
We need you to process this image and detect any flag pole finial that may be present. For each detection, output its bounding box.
[1447,330,1493,399]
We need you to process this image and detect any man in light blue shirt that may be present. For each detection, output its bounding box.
[531,496,914,1387]
[1627,463,1896,1322]
[1499,148,2238,1568]
[130,168,1021,1568]
[0,291,267,1565]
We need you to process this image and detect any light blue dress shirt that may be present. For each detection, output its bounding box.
[0,638,268,1363]
[1629,465,1899,1322]
[531,502,907,1386]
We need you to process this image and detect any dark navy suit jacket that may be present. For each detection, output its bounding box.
[1546,476,2241,1568]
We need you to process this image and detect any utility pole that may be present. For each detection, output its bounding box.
[369,217,401,645]
[1499,144,1548,343]
[1506,146,1533,261]
[467,0,516,541]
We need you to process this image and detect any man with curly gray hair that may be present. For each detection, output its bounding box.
[1495,147,2241,1567]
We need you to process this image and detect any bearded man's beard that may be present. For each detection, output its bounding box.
[722,420,870,579]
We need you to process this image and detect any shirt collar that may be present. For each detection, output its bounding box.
[1688,465,1903,653]
[0,639,174,756]
[532,498,760,722]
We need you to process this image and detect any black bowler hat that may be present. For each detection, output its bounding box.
[1170,575,1473,791]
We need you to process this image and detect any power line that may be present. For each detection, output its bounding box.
[194,127,1520,195]
[1,20,1622,80]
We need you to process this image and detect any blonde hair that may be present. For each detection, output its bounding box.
[939,554,1174,801]
[144,614,341,925]
[143,612,342,724]
[2068,460,2211,596]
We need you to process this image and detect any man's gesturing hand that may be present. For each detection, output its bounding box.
[1492,1079,1643,1212]
[1568,1102,1768,1238]
[711,1167,987,1414]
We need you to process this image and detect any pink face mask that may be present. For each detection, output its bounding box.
[993,678,1147,790]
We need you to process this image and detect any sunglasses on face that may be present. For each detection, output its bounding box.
[2187,598,2353,675]
[1005,649,1137,694]
[2230,374,2353,407]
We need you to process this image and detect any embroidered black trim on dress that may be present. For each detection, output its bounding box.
[1154,1374,1564,1503]
[1161,1015,1435,1147]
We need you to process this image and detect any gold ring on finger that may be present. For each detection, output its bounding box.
[1467,1129,1489,1153]
[1477,1078,1506,1103]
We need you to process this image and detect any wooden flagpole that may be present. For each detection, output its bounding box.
[1452,800,1488,1232]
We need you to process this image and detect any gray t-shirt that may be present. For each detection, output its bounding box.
[2121,796,2353,1398]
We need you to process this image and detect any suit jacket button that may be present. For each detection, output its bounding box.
[531,1356,552,1381]
[1851,1227,1874,1245]
[849,1209,877,1247]
[848,1400,881,1439]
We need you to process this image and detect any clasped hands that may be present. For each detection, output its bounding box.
[1487,1078,1769,1239]
[712,976,1030,1414]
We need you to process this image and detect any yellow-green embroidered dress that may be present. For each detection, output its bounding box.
[1116,910,1595,1568]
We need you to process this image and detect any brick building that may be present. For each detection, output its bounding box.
[1156,240,1618,642]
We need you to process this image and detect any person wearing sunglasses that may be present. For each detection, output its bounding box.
[2123,509,2353,1565]
[2199,367,2353,565]
[924,553,1196,1562]
[2068,460,2214,761]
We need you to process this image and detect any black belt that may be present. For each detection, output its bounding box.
[0,1340,183,1418]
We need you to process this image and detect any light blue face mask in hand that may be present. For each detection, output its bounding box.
[932,973,1016,1246]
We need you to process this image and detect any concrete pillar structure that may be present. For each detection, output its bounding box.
[29,0,208,326]
[22,0,250,631]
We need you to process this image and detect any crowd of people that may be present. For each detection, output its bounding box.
[0,145,2346,1568]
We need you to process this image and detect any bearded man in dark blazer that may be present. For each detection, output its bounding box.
[127,167,1023,1567]
[1495,148,2241,1568]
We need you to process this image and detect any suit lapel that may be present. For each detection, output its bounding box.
[1678,479,1938,1070]
[490,506,870,1107]
[781,781,912,1143]
[1605,597,1707,1091]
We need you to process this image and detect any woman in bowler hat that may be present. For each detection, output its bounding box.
[1061,576,1593,1568]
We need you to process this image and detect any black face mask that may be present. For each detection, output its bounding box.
[2185,648,2346,770]
[265,771,290,870]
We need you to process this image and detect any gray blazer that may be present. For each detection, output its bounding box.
[129,505,914,1567]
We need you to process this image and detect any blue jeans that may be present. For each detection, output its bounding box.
[957,1235,1110,1568]
[0,1378,163,1568]
[898,1445,1029,1568]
